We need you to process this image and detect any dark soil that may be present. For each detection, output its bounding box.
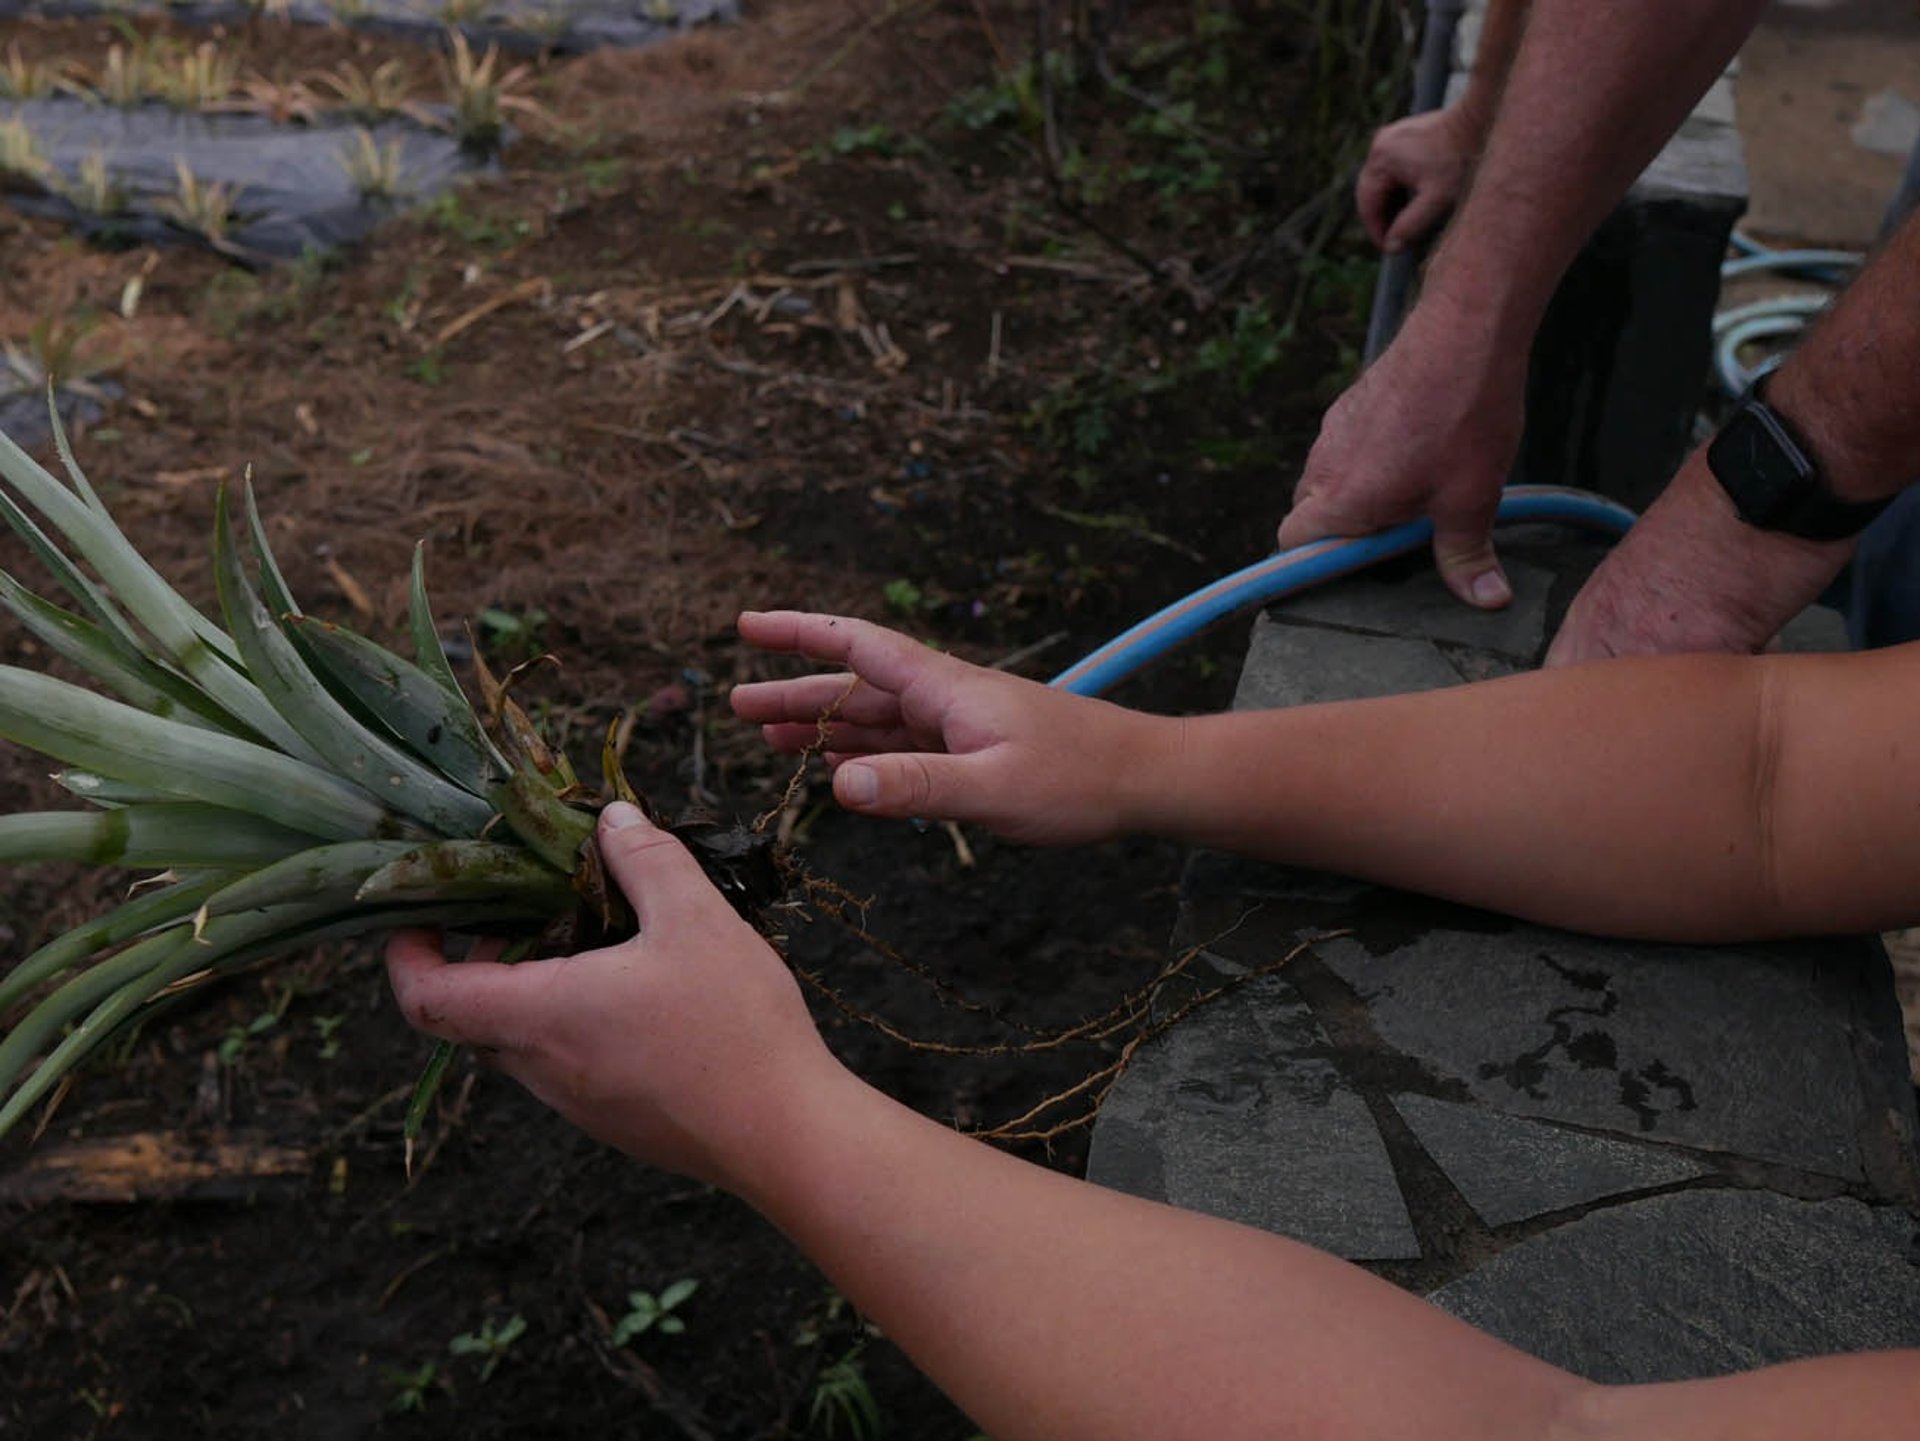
[0,2,1389,1435]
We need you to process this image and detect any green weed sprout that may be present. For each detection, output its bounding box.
[810,1346,883,1440]
[449,1314,527,1382]
[611,1279,699,1345]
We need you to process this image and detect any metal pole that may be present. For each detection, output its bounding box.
[1363,0,1469,364]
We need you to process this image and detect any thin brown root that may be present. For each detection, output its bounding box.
[966,933,1336,1144]
[753,673,858,834]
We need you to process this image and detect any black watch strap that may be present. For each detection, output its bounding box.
[1706,383,1890,542]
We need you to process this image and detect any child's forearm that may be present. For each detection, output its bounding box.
[743,1069,1920,1441]
[1128,645,1920,941]
[744,1072,1584,1441]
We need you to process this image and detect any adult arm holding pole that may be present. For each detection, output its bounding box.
[1283,0,1766,610]
[1355,0,1526,259]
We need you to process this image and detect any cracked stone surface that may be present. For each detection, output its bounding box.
[1234,616,1463,711]
[1089,519,1920,1383]
[1388,1094,1712,1227]
[1086,971,1421,1259]
[1267,559,1553,659]
[1428,1190,1920,1382]
[1316,930,1887,1184]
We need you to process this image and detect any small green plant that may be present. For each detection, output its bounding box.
[643,0,676,21]
[2,314,108,392]
[1192,300,1288,397]
[152,41,240,110]
[0,119,51,192]
[475,605,548,661]
[326,0,371,23]
[577,156,627,194]
[610,1279,698,1346]
[405,348,447,385]
[514,7,573,47]
[438,0,492,24]
[942,52,1072,138]
[882,579,923,616]
[0,42,66,100]
[158,160,242,250]
[217,1009,278,1066]
[235,75,325,126]
[418,190,532,250]
[810,1346,882,1440]
[317,59,416,123]
[62,149,127,217]
[438,30,538,149]
[93,42,150,107]
[339,128,409,203]
[384,1361,440,1414]
[312,1013,345,1060]
[829,123,897,158]
[448,1313,527,1383]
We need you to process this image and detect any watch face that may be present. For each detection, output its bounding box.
[1708,404,1814,528]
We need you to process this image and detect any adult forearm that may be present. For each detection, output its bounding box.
[1424,0,1763,340]
[1454,0,1528,134]
[1143,645,1920,941]
[1766,209,1920,503]
[1545,209,1920,663]
[746,1074,1582,1441]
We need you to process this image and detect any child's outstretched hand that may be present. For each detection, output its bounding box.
[386,802,845,1196]
[730,611,1167,847]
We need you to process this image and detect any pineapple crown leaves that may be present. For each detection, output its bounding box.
[0,393,644,1139]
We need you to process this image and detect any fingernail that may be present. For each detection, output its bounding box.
[1470,570,1512,607]
[840,765,878,807]
[1383,238,1402,254]
[602,800,644,831]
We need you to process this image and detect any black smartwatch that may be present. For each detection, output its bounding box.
[1706,381,1890,541]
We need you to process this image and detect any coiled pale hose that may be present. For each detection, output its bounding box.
[1713,235,1861,395]
[1049,485,1637,696]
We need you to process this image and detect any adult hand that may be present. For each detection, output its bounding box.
[730,611,1166,847]
[1278,300,1527,608]
[1357,107,1482,254]
[1546,457,1855,664]
[386,803,842,1194]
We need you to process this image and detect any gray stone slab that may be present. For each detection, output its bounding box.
[1088,973,1421,1259]
[1635,117,1750,207]
[1696,75,1739,129]
[1233,614,1463,712]
[1317,929,1877,1183]
[1268,559,1552,658]
[1776,602,1850,653]
[1428,1189,1920,1383]
[1391,1093,1713,1227]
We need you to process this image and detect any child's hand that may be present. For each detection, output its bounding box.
[386,803,846,1195]
[730,611,1168,847]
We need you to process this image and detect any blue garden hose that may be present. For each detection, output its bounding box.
[1048,485,1636,696]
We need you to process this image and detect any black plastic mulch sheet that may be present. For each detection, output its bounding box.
[0,0,738,55]
[0,380,117,449]
[2,99,487,262]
